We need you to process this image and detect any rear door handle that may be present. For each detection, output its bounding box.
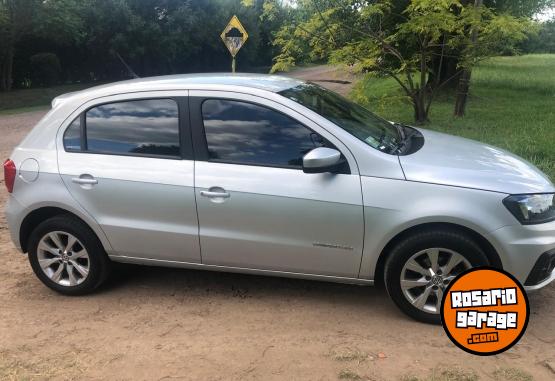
[72,175,98,185]
[200,190,230,198]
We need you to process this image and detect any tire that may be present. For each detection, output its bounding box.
[384,229,489,324]
[28,214,111,295]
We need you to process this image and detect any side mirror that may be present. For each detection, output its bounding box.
[302,147,343,174]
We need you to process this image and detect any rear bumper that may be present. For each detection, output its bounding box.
[5,195,24,251]
[487,220,555,290]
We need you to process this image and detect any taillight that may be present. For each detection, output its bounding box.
[3,159,16,193]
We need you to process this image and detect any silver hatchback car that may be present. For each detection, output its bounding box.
[5,74,555,323]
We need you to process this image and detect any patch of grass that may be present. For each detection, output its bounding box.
[352,54,555,181]
[401,367,479,381]
[339,369,363,380]
[493,367,533,381]
[332,347,370,362]
[0,105,50,115]
[0,83,97,112]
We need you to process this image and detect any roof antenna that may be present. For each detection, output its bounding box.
[114,50,140,79]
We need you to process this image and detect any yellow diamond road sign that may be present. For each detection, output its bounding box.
[221,15,248,57]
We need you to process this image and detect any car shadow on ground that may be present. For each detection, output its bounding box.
[98,262,408,319]
[94,262,555,326]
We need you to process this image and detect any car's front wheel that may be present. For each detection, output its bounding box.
[384,229,489,324]
[28,215,111,295]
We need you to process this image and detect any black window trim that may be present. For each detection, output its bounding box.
[190,96,350,174]
[63,97,193,161]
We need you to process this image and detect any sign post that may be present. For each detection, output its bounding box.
[220,15,248,73]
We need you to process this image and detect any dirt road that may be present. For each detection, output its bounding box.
[287,65,358,95]
[1,68,554,380]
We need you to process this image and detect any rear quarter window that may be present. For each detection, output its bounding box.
[63,117,81,151]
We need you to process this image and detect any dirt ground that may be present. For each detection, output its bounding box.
[1,69,555,381]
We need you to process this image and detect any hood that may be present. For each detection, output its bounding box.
[399,128,555,194]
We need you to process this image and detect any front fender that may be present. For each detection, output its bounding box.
[357,177,514,280]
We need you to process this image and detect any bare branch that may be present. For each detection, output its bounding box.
[433,34,447,89]
[436,68,464,91]
[381,69,412,95]
[114,51,139,79]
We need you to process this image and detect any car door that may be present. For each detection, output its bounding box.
[57,94,201,263]
[189,91,364,278]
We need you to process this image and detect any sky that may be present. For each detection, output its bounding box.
[535,8,555,21]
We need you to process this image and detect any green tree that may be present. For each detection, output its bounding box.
[483,0,555,17]
[522,19,555,53]
[271,0,533,124]
[4,0,284,90]
[0,0,83,90]
[453,0,533,116]
[0,0,38,90]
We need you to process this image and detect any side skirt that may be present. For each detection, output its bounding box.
[109,255,375,286]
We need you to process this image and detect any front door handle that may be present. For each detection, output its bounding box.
[200,187,230,203]
[200,190,230,198]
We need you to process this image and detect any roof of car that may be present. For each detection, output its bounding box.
[52,73,305,108]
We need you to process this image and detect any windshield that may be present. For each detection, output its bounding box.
[279,83,401,153]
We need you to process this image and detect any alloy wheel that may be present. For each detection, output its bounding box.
[400,248,472,314]
[37,231,90,287]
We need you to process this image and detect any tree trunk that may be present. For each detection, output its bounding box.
[0,45,14,91]
[454,70,472,116]
[0,53,7,91]
[0,62,4,91]
[453,0,483,117]
[429,55,461,89]
[5,46,14,91]
[413,94,429,124]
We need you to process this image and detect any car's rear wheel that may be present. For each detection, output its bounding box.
[384,229,489,324]
[28,215,110,295]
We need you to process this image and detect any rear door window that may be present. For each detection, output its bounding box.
[85,99,180,157]
[63,99,181,158]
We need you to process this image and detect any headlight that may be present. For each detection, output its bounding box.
[503,193,555,225]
